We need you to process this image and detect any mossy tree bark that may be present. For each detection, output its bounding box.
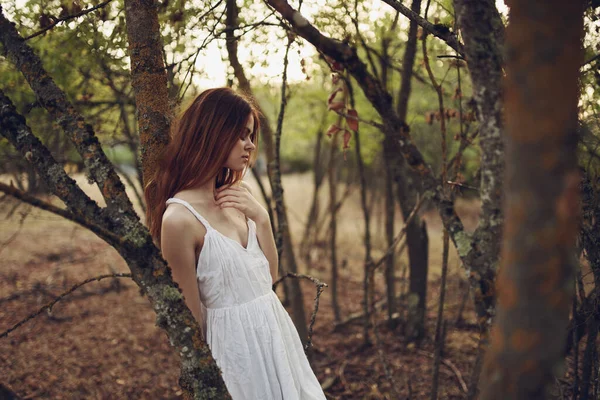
[0,4,230,398]
[480,0,584,398]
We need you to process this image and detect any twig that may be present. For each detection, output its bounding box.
[0,273,132,338]
[446,181,479,191]
[416,349,468,393]
[270,29,294,259]
[368,194,427,272]
[272,272,327,351]
[330,109,385,130]
[25,0,114,40]
[0,181,123,245]
[368,252,403,398]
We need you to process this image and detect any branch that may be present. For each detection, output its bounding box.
[0,90,119,246]
[264,0,433,180]
[264,0,476,284]
[24,0,114,40]
[330,109,384,130]
[272,272,328,351]
[0,181,122,245]
[380,0,465,56]
[368,194,427,272]
[0,273,132,339]
[0,7,138,230]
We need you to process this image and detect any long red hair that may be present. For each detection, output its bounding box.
[144,87,260,245]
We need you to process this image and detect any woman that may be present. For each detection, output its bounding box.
[144,87,326,400]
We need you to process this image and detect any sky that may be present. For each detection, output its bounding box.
[10,0,509,89]
[193,0,509,88]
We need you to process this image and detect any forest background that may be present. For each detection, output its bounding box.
[0,0,599,399]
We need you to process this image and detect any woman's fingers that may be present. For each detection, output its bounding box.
[219,201,243,210]
[215,194,240,204]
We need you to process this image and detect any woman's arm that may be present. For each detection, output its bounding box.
[160,208,206,338]
[253,209,279,284]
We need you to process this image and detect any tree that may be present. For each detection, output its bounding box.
[0,3,229,397]
[480,0,584,398]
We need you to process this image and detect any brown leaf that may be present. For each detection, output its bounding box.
[326,124,341,138]
[343,129,352,149]
[346,109,359,132]
[328,101,345,112]
[328,87,342,105]
[342,130,352,161]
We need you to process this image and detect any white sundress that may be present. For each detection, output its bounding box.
[165,198,326,400]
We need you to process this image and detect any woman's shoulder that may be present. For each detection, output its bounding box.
[239,180,253,194]
[162,202,198,232]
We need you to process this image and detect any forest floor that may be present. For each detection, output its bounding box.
[0,172,484,399]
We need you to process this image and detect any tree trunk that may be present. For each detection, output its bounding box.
[393,0,429,340]
[480,1,584,398]
[329,126,341,323]
[123,0,172,190]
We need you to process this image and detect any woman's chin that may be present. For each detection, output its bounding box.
[228,165,246,173]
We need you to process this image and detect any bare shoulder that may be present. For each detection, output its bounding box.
[162,203,205,243]
[239,180,253,195]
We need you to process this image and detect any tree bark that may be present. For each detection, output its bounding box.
[393,0,429,340]
[480,1,584,398]
[124,0,173,189]
[0,4,230,397]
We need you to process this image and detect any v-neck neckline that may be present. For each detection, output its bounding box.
[210,218,251,251]
[170,197,251,251]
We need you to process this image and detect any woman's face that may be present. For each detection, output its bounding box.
[223,114,256,172]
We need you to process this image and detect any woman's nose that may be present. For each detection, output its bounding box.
[246,140,256,151]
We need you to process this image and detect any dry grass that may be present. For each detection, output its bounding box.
[0,172,482,399]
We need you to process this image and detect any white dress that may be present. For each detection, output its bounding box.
[165,198,326,400]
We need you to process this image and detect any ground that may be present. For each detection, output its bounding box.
[0,172,483,399]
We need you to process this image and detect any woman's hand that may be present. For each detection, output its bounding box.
[215,185,268,223]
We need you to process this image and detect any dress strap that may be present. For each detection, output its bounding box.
[165,198,213,231]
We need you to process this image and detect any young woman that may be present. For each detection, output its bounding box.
[144,88,326,399]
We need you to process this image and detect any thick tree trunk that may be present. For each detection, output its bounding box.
[124,0,172,190]
[480,1,584,398]
[453,0,505,336]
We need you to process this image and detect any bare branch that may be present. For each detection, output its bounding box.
[380,0,465,56]
[24,0,115,40]
[0,181,122,245]
[0,273,132,339]
[0,90,120,245]
[0,7,138,228]
[272,272,328,351]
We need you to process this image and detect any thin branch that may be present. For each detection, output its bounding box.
[416,349,468,393]
[0,8,138,224]
[24,0,115,40]
[272,272,328,351]
[331,109,385,130]
[368,194,427,272]
[0,273,132,339]
[0,90,118,245]
[0,182,122,244]
[380,0,465,56]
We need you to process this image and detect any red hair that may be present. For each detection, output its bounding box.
[144,87,260,245]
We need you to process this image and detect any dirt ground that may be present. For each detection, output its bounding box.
[0,173,483,399]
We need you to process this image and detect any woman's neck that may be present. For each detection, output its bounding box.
[180,176,217,203]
